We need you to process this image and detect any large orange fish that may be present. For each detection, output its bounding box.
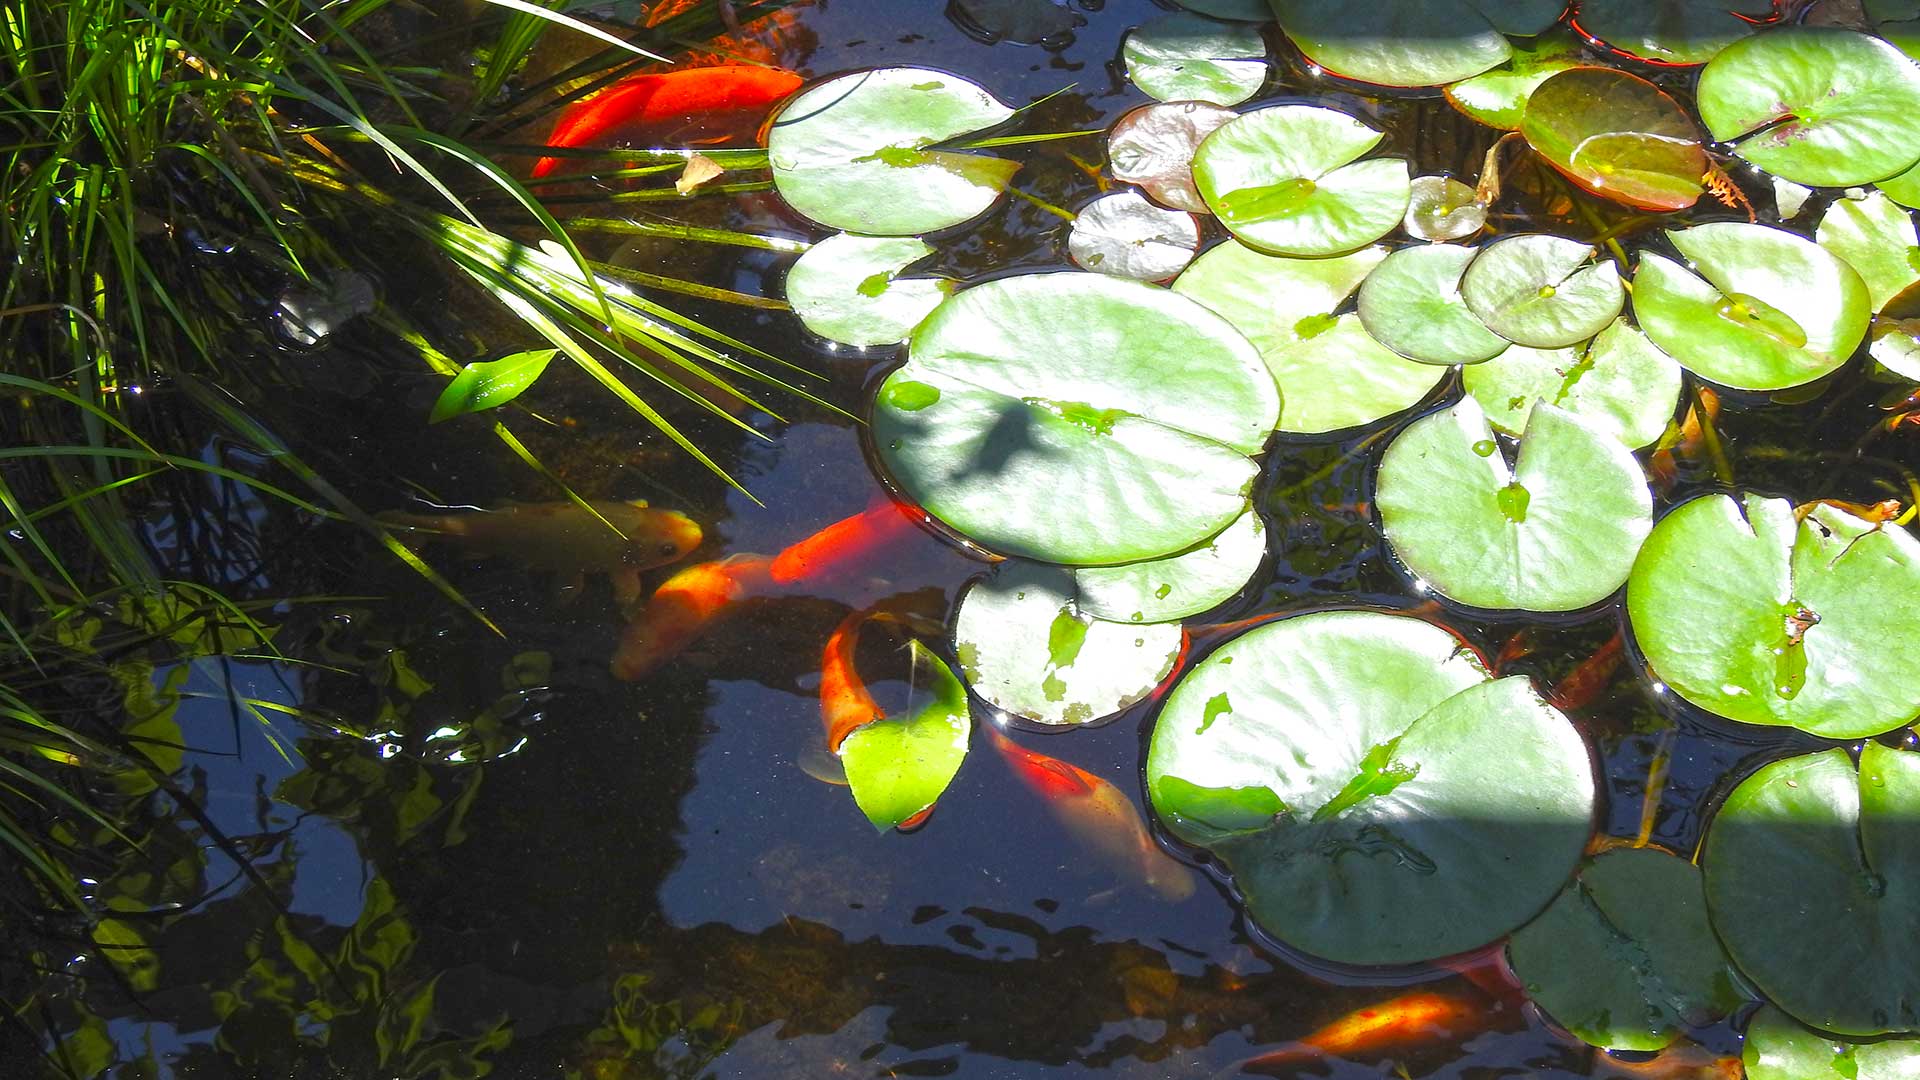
[609,553,771,679]
[1230,991,1491,1076]
[769,500,925,586]
[1590,1041,1743,1079]
[814,607,940,828]
[987,726,1196,902]
[531,65,803,178]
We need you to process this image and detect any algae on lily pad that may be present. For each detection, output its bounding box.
[1573,0,1774,65]
[1269,0,1561,88]
[1461,234,1626,349]
[871,271,1277,565]
[1520,66,1706,212]
[767,67,1017,235]
[1074,507,1266,623]
[1745,1005,1920,1080]
[1193,105,1411,257]
[1356,243,1512,366]
[1815,190,1920,312]
[1445,29,1587,130]
[1123,13,1269,106]
[840,641,972,831]
[785,233,950,347]
[1626,492,1920,738]
[1507,847,1745,1052]
[954,560,1185,727]
[1704,744,1920,1036]
[1377,398,1653,613]
[1146,610,1594,966]
[1462,318,1684,450]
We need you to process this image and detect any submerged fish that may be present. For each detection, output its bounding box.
[987,726,1196,902]
[609,554,772,680]
[1228,991,1490,1076]
[1590,1041,1743,1080]
[770,500,925,586]
[531,65,803,178]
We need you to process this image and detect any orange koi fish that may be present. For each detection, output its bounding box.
[1649,386,1722,488]
[769,500,925,586]
[531,65,803,178]
[1436,943,1525,1005]
[1231,992,1491,1076]
[815,607,939,828]
[1549,630,1625,712]
[987,726,1196,902]
[1590,1041,1743,1079]
[609,554,771,679]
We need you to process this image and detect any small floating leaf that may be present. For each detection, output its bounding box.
[1461,234,1625,349]
[1107,100,1239,213]
[841,642,972,831]
[1067,190,1201,281]
[1269,0,1556,88]
[1356,243,1512,366]
[1521,66,1707,212]
[1815,190,1920,311]
[1575,0,1774,66]
[1744,1005,1920,1080]
[429,348,556,423]
[1445,28,1587,131]
[786,233,950,346]
[1463,318,1683,449]
[1404,175,1487,241]
[1075,507,1266,623]
[1123,13,1269,106]
[1193,105,1411,257]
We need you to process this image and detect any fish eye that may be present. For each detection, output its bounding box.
[658,541,681,556]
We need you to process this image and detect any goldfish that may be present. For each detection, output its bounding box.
[531,65,803,178]
[987,726,1196,902]
[609,554,771,679]
[769,500,925,586]
[1649,386,1722,489]
[1590,1041,1743,1079]
[1549,631,1625,712]
[1227,992,1491,1077]
[820,607,883,752]
[380,500,702,610]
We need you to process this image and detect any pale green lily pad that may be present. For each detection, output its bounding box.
[871,272,1277,565]
[1574,0,1773,65]
[1697,28,1920,186]
[1874,282,1920,379]
[785,233,951,347]
[1815,191,1920,312]
[1123,13,1269,106]
[1445,29,1587,131]
[1507,848,1744,1052]
[1356,243,1512,365]
[1108,101,1239,213]
[1404,175,1486,241]
[1775,176,1816,219]
[1193,105,1411,257]
[1378,398,1653,612]
[1704,744,1920,1036]
[1520,66,1706,212]
[1745,1005,1920,1080]
[1632,223,1871,391]
[1257,315,1450,434]
[1146,610,1594,965]
[1461,234,1625,349]
[954,560,1184,727]
[1269,0,1560,88]
[1075,507,1266,623]
[767,67,1017,235]
[841,641,972,831]
[1626,492,1920,738]
[1883,158,1920,208]
[1462,318,1684,449]
[1067,190,1200,280]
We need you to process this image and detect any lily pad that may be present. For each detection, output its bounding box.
[1697,28,1920,187]
[1626,492,1920,738]
[1815,190,1920,311]
[1445,29,1588,131]
[948,0,1083,44]
[1507,847,1745,1052]
[1745,1005,1920,1080]
[1067,190,1200,280]
[1574,0,1773,65]
[1882,158,1920,208]
[1703,744,1920,1035]
[1520,67,1706,212]
[1404,175,1487,241]
[1269,0,1561,88]
[1108,101,1239,213]
[841,641,972,831]
[1172,0,1272,18]
[785,233,951,347]
[1123,13,1269,107]
[1377,398,1653,612]
[954,561,1185,727]
[1874,281,1920,379]
[1074,507,1266,623]
[1461,234,1626,349]
[1146,610,1594,966]
[1631,223,1871,391]
[871,272,1277,565]
[1193,105,1411,257]
[767,67,1017,235]
[1356,243,1512,366]
[1462,318,1684,449]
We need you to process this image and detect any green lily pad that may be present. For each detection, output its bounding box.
[1356,243,1512,366]
[1108,101,1239,214]
[1882,158,1920,208]
[1703,744,1920,1035]
[1193,105,1411,257]
[1520,67,1706,212]
[1067,190,1200,280]
[1815,191,1920,312]
[871,271,1277,565]
[1445,29,1588,131]
[1697,28,1920,187]
[1270,0,1561,88]
[1745,1005,1920,1080]
[953,561,1185,727]
[841,641,972,831]
[1631,223,1871,391]
[1626,492,1920,738]
[785,234,951,347]
[1377,398,1653,612]
[949,0,1082,44]
[1573,0,1773,65]
[1123,13,1269,107]
[1461,234,1626,349]
[1404,175,1487,241]
[1507,847,1745,1052]
[1146,610,1594,966]
[1173,0,1271,19]
[1874,282,1920,379]
[1074,507,1266,623]
[1462,318,1684,449]
[767,67,1017,235]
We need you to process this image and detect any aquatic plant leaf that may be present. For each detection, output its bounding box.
[1269,0,1556,87]
[871,272,1277,564]
[428,348,556,423]
[785,234,951,347]
[1193,105,1410,256]
[767,67,1017,235]
[1520,67,1706,211]
[1463,318,1683,449]
[1067,190,1201,280]
[1815,191,1920,312]
[949,0,1083,44]
[1744,1005,1920,1079]
[1107,101,1239,213]
[1574,0,1773,65]
[1627,493,1920,737]
[954,561,1184,726]
[1074,508,1266,623]
[1123,13,1269,106]
[1697,28,1920,186]
[1631,223,1871,390]
[1404,176,1486,241]
[1508,848,1745,1052]
[1704,745,1920,1035]
[840,641,971,831]
[1147,610,1594,965]
[1881,157,1920,208]
[1357,243,1512,365]
[1173,0,1273,18]
[1377,399,1652,612]
[1445,29,1588,130]
[1461,234,1625,349]
[1873,281,1920,378]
